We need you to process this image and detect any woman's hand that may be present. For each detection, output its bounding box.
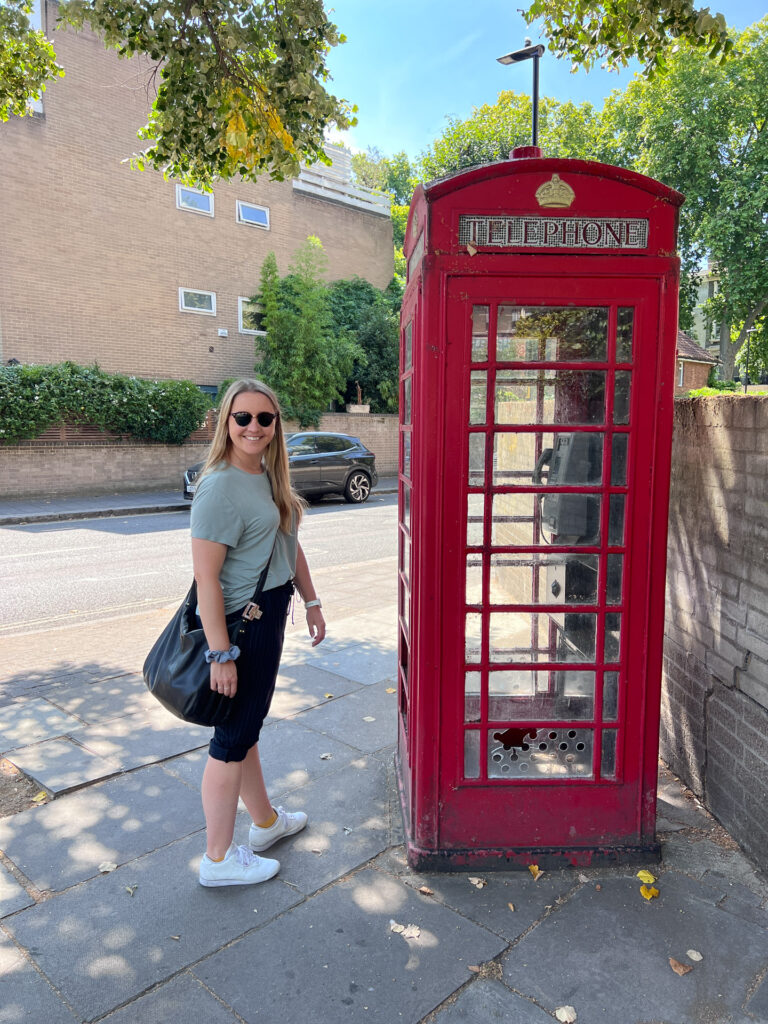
[306,606,326,647]
[210,660,238,698]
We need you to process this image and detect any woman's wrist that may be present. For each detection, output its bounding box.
[304,598,322,609]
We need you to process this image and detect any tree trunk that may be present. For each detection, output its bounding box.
[719,319,736,380]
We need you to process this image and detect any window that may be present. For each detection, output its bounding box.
[678,362,684,387]
[315,435,352,453]
[176,185,214,216]
[238,297,265,335]
[179,288,216,315]
[236,201,270,229]
[287,436,318,455]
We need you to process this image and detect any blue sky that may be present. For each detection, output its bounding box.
[324,0,766,161]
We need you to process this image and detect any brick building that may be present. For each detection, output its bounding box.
[0,2,393,389]
[675,329,717,395]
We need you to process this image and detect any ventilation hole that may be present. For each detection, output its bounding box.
[566,754,575,762]
[520,762,529,772]
[576,742,585,751]
[549,731,558,739]
[559,742,568,751]
[539,742,548,751]
[492,752,502,761]
[521,744,530,752]
[568,730,577,738]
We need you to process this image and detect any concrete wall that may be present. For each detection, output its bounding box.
[0,413,399,497]
[662,395,768,873]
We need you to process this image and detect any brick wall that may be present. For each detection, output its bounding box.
[674,360,713,396]
[0,413,398,497]
[662,395,768,872]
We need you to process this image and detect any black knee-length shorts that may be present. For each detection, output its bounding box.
[206,580,294,763]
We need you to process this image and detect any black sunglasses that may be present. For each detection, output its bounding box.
[230,410,278,428]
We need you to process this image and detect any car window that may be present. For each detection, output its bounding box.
[314,435,352,453]
[288,437,319,455]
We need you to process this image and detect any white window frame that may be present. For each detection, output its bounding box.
[179,288,217,316]
[678,361,685,387]
[238,296,266,335]
[176,185,214,217]
[236,200,270,230]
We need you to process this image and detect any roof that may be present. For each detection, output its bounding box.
[677,330,717,363]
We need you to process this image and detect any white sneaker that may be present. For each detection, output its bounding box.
[199,844,280,887]
[249,806,308,852]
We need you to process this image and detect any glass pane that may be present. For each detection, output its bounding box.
[464,731,481,778]
[489,611,597,663]
[467,493,484,546]
[601,729,617,779]
[404,321,413,371]
[614,371,631,425]
[616,308,634,363]
[182,290,214,311]
[402,484,411,534]
[609,495,625,545]
[400,531,410,580]
[496,306,608,362]
[468,434,485,487]
[470,371,487,424]
[489,726,594,778]
[494,370,605,425]
[611,434,628,485]
[465,612,482,663]
[490,554,599,605]
[465,672,481,723]
[466,554,483,605]
[403,377,412,425]
[494,431,603,486]
[605,613,622,662]
[471,306,489,362]
[492,492,602,547]
[558,613,598,662]
[606,554,623,604]
[488,668,595,720]
[603,672,619,721]
[402,432,411,478]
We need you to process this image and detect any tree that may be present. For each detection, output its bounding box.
[351,146,417,205]
[523,0,734,76]
[598,19,768,377]
[328,277,399,413]
[1,0,354,187]
[255,239,361,427]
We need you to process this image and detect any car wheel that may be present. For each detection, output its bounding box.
[344,471,371,503]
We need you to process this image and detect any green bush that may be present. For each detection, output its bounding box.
[0,363,211,445]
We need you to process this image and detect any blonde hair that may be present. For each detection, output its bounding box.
[197,379,304,532]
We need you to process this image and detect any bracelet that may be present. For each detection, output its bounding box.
[304,598,322,609]
[204,645,241,664]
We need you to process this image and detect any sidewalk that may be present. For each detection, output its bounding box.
[1,509,767,1023]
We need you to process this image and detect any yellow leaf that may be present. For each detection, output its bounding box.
[32,791,48,803]
[636,869,657,884]
[418,885,434,896]
[507,902,515,912]
[386,687,396,694]
[640,884,659,900]
[324,693,334,699]
[528,864,543,880]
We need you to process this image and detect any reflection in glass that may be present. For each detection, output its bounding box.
[400,531,410,580]
[471,306,489,362]
[611,434,628,485]
[465,612,482,663]
[606,554,623,604]
[464,730,480,778]
[489,611,597,663]
[488,668,595,720]
[609,494,625,545]
[614,371,631,424]
[404,321,413,371]
[469,433,485,486]
[603,672,619,721]
[605,612,622,662]
[492,492,602,548]
[466,554,483,605]
[616,308,634,363]
[493,431,603,486]
[403,376,412,424]
[494,371,605,426]
[601,729,617,779]
[558,613,598,662]
[465,672,481,723]
[403,432,412,478]
[490,554,598,605]
[467,493,484,546]
[403,484,411,534]
[470,371,487,424]
[496,306,608,362]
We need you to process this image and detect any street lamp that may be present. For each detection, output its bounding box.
[497,39,546,149]
[744,327,756,393]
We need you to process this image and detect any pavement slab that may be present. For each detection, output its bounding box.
[39,674,156,725]
[0,936,79,1024]
[0,764,204,893]
[660,832,768,897]
[501,870,768,1024]
[73,707,210,770]
[3,833,303,1021]
[292,678,398,754]
[5,736,123,793]
[99,972,241,1024]
[192,866,508,1024]
[265,661,363,721]
[430,978,555,1023]
[0,861,34,917]
[0,698,86,753]
[256,717,365,797]
[310,640,398,686]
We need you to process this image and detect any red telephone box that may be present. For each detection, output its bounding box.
[397,154,683,869]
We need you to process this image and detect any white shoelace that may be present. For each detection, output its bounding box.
[234,844,259,866]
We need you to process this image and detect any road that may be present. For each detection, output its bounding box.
[0,493,398,637]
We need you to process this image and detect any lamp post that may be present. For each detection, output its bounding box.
[744,327,756,393]
[497,39,546,149]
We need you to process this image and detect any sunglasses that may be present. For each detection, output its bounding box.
[230,410,278,428]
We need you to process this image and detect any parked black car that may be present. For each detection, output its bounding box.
[183,432,378,503]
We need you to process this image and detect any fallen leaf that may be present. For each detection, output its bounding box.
[170,935,180,941]
[669,957,692,976]
[578,874,589,883]
[98,861,117,873]
[687,949,703,962]
[32,791,48,804]
[640,884,659,900]
[402,924,421,940]
[636,869,657,884]
[467,243,478,256]
[319,753,333,760]
[385,687,396,693]
[507,902,515,912]
[324,693,334,699]
[418,886,434,896]
[468,876,487,889]
[528,864,543,880]
[390,921,405,934]
[343,826,353,834]
[468,965,481,973]
[362,716,376,722]
[125,885,138,897]
[595,884,602,891]
[555,1006,577,1023]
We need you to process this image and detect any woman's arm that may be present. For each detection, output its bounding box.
[294,541,326,647]
[192,537,239,697]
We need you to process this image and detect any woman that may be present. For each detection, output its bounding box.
[191,379,325,887]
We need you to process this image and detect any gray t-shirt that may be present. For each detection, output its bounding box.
[190,463,298,613]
